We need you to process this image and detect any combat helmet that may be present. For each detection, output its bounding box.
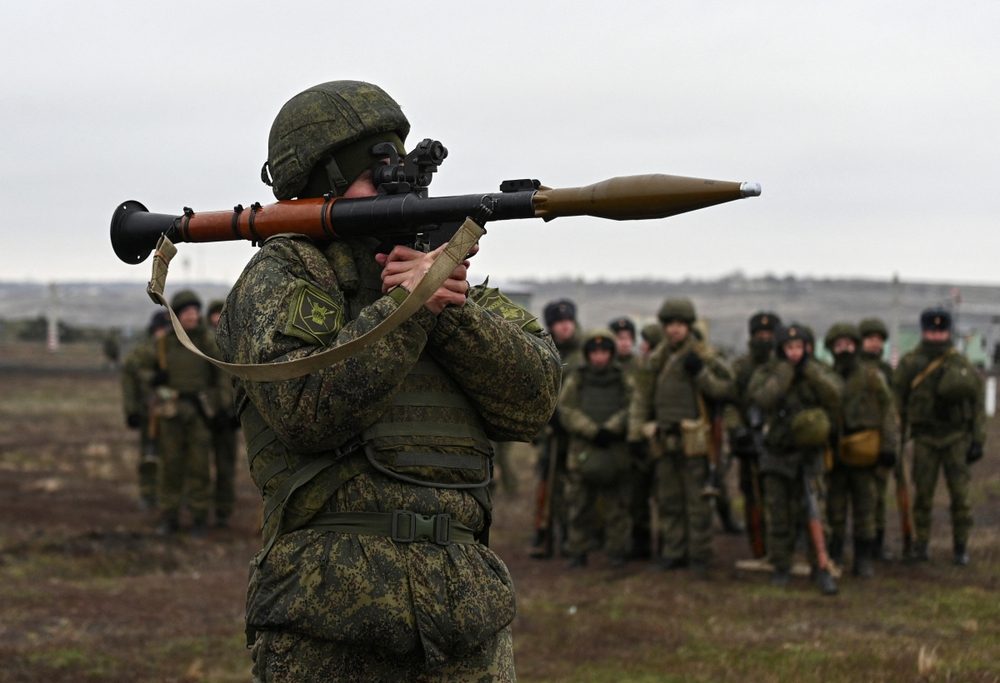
[824,322,860,351]
[170,289,202,313]
[641,323,664,349]
[262,81,410,200]
[858,317,888,340]
[657,298,696,324]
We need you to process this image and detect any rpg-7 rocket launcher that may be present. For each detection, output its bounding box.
[110,138,761,264]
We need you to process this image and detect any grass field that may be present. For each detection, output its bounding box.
[0,363,998,682]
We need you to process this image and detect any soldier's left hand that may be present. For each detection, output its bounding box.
[376,243,479,315]
[682,352,704,376]
[877,450,897,469]
[966,441,984,464]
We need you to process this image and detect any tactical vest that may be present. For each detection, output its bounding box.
[766,374,824,452]
[654,341,699,425]
[841,364,885,433]
[907,350,978,434]
[577,365,628,425]
[244,352,494,562]
[163,328,217,392]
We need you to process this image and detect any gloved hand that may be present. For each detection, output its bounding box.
[682,352,704,377]
[877,450,897,469]
[593,428,615,448]
[151,369,170,387]
[731,429,755,457]
[629,441,648,462]
[966,442,984,464]
[126,413,143,429]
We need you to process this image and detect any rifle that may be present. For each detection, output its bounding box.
[702,400,724,498]
[742,406,769,558]
[801,465,831,573]
[896,443,914,556]
[530,427,563,558]
[111,138,760,264]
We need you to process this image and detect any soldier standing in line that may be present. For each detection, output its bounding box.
[858,317,903,560]
[560,328,636,568]
[748,323,842,594]
[216,80,561,679]
[640,323,663,358]
[727,311,781,557]
[628,298,735,572]
[529,299,584,559]
[894,308,985,565]
[121,311,171,510]
[144,290,231,537]
[823,323,899,578]
[609,317,639,376]
[207,299,238,527]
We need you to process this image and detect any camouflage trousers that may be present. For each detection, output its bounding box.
[252,625,515,683]
[912,434,973,546]
[653,451,713,563]
[763,469,827,571]
[873,456,906,533]
[564,471,632,559]
[138,427,159,500]
[212,425,238,517]
[827,464,877,542]
[629,462,653,540]
[157,406,211,519]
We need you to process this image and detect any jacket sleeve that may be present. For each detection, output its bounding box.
[802,360,843,414]
[218,241,438,454]
[202,334,234,416]
[425,300,562,442]
[874,371,900,454]
[963,357,988,444]
[604,373,636,436]
[696,352,736,402]
[627,356,659,442]
[892,355,917,425]
[121,344,152,417]
[747,361,795,409]
[556,371,600,440]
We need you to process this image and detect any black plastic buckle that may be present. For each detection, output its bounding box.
[390,511,451,545]
[391,510,416,542]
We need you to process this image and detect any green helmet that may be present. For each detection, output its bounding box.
[170,289,202,312]
[262,81,410,200]
[582,327,617,358]
[207,299,225,316]
[641,323,664,348]
[824,322,860,351]
[657,298,696,324]
[858,317,888,340]
[790,408,831,448]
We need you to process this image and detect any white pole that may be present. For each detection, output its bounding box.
[986,377,996,418]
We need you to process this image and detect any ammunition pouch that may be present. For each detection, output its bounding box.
[152,387,179,419]
[577,446,623,487]
[680,417,711,457]
[837,429,881,468]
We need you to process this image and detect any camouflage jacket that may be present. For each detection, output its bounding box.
[893,341,985,445]
[747,358,842,476]
[838,358,899,457]
[559,363,635,471]
[121,336,156,419]
[216,235,561,669]
[627,334,734,442]
[130,325,231,416]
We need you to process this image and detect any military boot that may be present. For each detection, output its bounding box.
[828,535,845,568]
[770,567,791,587]
[629,526,652,560]
[156,515,179,536]
[529,529,553,560]
[953,542,970,567]
[906,540,930,563]
[564,554,588,570]
[815,568,839,595]
[853,538,875,579]
[190,518,209,539]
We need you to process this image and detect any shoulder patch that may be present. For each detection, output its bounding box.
[284,279,344,346]
[469,284,542,334]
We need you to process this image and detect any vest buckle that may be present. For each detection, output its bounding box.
[391,510,452,545]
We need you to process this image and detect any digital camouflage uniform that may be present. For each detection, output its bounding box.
[747,353,842,574]
[142,316,230,526]
[121,334,161,504]
[825,324,899,573]
[558,329,636,564]
[216,234,560,680]
[628,305,735,567]
[894,336,985,556]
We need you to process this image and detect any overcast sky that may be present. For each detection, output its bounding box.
[1,1,997,287]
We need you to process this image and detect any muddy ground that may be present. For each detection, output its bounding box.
[1,369,998,682]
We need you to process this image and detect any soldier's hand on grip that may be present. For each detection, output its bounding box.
[966,441,985,465]
[376,243,478,315]
[682,352,704,377]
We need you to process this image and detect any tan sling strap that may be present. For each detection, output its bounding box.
[910,348,957,390]
[145,218,485,382]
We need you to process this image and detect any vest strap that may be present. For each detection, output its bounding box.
[256,455,289,491]
[395,451,484,470]
[390,392,473,409]
[363,421,488,442]
[302,510,477,545]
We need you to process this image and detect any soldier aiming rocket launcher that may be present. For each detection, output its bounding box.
[111,138,761,265]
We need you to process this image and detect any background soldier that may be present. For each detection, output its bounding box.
[216,80,561,680]
[121,311,170,509]
[206,299,238,527]
[559,329,636,568]
[628,298,734,572]
[145,290,230,537]
[748,323,841,594]
[530,299,583,559]
[640,323,664,358]
[824,323,898,578]
[727,311,781,557]
[609,317,639,376]
[894,308,986,565]
[858,317,903,560]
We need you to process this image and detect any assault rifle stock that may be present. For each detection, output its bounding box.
[111,138,761,264]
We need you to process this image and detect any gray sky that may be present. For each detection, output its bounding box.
[1,1,997,286]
